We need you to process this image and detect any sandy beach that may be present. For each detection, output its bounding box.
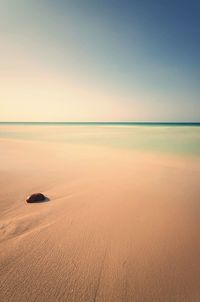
[1,126,200,302]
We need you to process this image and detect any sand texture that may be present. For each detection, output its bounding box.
[1,134,200,302]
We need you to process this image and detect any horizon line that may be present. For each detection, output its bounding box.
[1,121,200,125]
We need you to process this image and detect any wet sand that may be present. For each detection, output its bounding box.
[1,135,200,301]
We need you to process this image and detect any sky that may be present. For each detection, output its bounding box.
[0,0,199,122]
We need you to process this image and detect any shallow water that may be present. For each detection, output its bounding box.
[0,123,200,157]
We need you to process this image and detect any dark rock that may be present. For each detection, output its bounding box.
[26,193,47,203]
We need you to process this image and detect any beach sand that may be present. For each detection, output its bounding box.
[1,131,200,301]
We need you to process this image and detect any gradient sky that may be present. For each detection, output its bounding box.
[0,0,199,121]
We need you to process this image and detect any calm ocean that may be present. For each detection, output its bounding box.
[1,122,200,156]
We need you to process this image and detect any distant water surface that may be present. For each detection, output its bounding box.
[0,122,200,157]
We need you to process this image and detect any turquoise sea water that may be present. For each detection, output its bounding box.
[0,122,200,157]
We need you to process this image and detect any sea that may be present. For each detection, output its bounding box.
[0,122,200,157]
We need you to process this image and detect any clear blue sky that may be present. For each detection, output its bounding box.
[0,0,199,121]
